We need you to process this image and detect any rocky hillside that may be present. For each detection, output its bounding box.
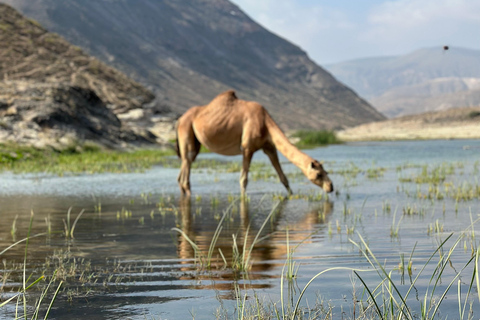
[1,0,385,130]
[326,47,480,118]
[0,4,173,149]
[337,106,480,141]
[0,81,152,149]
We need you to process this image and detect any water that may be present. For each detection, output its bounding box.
[0,139,479,319]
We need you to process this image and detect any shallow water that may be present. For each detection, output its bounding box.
[1,139,480,319]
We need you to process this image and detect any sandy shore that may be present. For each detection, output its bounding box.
[336,107,480,141]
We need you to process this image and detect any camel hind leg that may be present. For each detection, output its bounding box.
[263,143,292,195]
[240,148,254,196]
[176,114,201,196]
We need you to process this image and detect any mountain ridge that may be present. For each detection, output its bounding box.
[1,0,385,130]
[326,47,480,117]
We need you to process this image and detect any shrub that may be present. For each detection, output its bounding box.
[292,130,341,148]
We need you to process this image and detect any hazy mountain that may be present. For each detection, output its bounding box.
[1,0,385,130]
[0,4,159,149]
[325,47,480,118]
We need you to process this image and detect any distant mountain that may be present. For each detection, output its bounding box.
[1,0,385,130]
[325,47,480,118]
[0,4,160,149]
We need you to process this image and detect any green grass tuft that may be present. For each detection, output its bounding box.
[292,130,341,148]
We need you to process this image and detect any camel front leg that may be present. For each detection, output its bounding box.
[240,148,254,196]
[177,159,192,196]
[263,145,292,195]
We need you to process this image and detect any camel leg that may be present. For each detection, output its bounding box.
[177,144,200,196]
[240,148,254,196]
[176,120,201,196]
[263,144,292,195]
[178,159,192,196]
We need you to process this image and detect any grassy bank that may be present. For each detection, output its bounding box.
[0,143,177,175]
[292,130,341,148]
[0,133,339,175]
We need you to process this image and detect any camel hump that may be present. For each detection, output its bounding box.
[210,90,238,106]
[220,89,237,100]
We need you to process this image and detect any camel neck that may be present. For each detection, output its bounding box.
[265,115,314,173]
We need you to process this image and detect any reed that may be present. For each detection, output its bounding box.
[0,213,62,319]
[63,207,85,239]
[227,221,480,320]
[11,214,18,241]
[350,232,476,320]
[390,207,403,238]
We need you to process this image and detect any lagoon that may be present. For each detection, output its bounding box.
[1,139,480,319]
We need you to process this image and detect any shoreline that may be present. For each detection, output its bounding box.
[336,106,480,142]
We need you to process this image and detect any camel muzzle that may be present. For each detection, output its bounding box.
[324,182,334,193]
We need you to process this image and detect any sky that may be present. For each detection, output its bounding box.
[231,0,480,65]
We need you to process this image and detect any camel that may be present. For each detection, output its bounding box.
[175,90,334,196]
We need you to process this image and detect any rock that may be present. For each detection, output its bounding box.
[0,81,155,149]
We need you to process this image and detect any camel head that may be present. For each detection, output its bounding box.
[306,161,334,193]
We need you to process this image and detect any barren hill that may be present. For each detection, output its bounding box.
[1,0,385,130]
[326,47,480,118]
[0,4,166,149]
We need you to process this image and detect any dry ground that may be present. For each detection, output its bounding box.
[337,106,480,141]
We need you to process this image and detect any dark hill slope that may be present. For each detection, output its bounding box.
[2,0,385,130]
[0,4,159,148]
[0,3,154,113]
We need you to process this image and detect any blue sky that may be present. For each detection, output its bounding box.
[232,0,480,65]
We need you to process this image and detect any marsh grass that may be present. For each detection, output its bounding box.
[390,207,403,238]
[0,213,62,319]
[11,214,18,241]
[399,163,454,185]
[209,204,480,320]
[63,207,85,239]
[172,201,280,272]
[350,233,478,320]
[264,231,480,320]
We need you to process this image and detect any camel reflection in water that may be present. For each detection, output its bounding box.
[176,195,333,296]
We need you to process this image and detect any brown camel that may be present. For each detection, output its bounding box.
[175,90,334,196]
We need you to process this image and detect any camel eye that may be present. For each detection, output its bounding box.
[316,173,323,179]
